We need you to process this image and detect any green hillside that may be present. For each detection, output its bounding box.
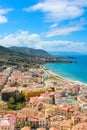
[0,45,51,68]
[9,46,51,57]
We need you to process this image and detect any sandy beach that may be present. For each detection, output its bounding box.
[41,65,87,87]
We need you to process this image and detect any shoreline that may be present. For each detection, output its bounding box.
[41,65,87,86]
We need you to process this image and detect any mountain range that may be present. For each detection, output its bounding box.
[0,45,51,68]
[0,45,51,57]
[0,45,76,68]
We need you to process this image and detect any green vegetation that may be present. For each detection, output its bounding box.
[9,46,51,57]
[17,123,35,129]
[11,82,19,87]
[7,93,25,110]
[0,45,41,68]
[45,77,60,82]
[0,45,76,68]
[70,93,77,96]
[0,45,50,69]
[0,45,51,58]
[23,84,27,88]
[0,85,4,92]
[16,93,25,102]
[8,97,16,110]
[15,102,25,110]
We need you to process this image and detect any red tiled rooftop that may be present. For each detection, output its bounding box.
[21,126,31,130]
[1,87,18,93]
[37,128,46,130]
[16,113,26,119]
[50,127,59,130]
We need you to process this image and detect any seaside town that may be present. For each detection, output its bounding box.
[0,65,87,130]
[1,0,87,130]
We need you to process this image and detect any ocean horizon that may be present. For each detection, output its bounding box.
[44,53,87,84]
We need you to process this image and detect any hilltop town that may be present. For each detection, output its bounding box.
[0,65,87,130]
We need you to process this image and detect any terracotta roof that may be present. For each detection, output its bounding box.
[72,123,87,130]
[60,106,69,111]
[21,126,31,130]
[1,87,18,93]
[16,113,26,119]
[37,128,46,130]
[49,127,59,130]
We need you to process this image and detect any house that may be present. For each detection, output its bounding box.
[16,113,27,125]
[59,119,72,130]
[49,127,59,130]
[0,115,16,130]
[72,122,87,130]
[21,126,31,130]
[39,117,49,127]
[37,128,46,130]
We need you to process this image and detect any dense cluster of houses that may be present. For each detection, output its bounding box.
[0,67,87,129]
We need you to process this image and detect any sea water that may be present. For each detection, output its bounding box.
[44,54,87,84]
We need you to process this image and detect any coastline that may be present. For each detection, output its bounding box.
[41,65,87,86]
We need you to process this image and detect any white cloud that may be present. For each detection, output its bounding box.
[0,15,7,23]
[50,23,58,28]
[0,30,87,53]
[24,0,87,22]
[24,0,87,37]
[0,30,40,47]
[46,25,82,37]
[46,17,86,37]
[39,40,87,52]
[0,8,13,23]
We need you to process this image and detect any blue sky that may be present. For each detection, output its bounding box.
[0,0,87,53]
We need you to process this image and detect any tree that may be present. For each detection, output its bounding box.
[16,102,24,110]
[7,94,25,110]
[0,85,4,92]
[23,84,27,88]
[8,103,16,110]
[16,93,25,102]
[8,97,15,104]
[8,97,16,110]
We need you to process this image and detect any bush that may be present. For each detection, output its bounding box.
[7,95,25,110]
[0,85,4,92]
[8,97,16,110]
[16,102,25,110]
[70,93,77,96]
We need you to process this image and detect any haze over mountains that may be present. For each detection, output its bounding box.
[49,51,87,56]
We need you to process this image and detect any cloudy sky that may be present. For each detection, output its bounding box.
[0,0,87,53]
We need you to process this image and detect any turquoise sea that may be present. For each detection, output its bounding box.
[44,54,87,84]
